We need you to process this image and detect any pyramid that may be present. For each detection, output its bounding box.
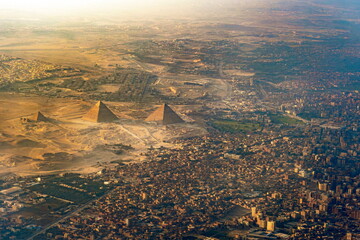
[82,101,118,122]
[31,112,48,122]
[145,104,184,125]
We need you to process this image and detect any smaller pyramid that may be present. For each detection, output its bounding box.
[82,101,118,122]
[31,112,48,122]
[145,104,184,125]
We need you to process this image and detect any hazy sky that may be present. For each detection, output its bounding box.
[1,0,357,20]
[2,0,155,10]
[2,0,152,13]
[0,0,270,17]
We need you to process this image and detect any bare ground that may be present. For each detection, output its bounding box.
[0,93,207,176]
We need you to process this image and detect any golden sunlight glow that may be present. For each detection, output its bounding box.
[3,0,97,10]
[1,0,161,14]
[0,0,257,18]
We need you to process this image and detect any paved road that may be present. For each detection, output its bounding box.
[27,187,118,240]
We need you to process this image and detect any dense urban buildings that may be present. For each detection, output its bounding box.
[0,0,359,239]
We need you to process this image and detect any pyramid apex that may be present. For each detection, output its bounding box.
[31,111,48,122]
[82,101,118,122]
[145,104,184,125]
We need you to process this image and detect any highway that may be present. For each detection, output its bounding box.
[27,187,119,240]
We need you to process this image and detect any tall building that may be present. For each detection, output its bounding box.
[267,221,276,232]
[249,78,254,86]
[318,182,329,191]
[125,218,131,227]
[251,207,257,218]
[257,219,267,228]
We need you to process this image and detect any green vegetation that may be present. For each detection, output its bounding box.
[269,114,305,125]
[210,119,262,133]
[49,174,111,194]
[298,111,321,120]
[20,198,69,216]
[29,184,92,204]
[28,174,112,204]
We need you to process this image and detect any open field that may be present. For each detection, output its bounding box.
[210,119,262,133]
[269,114,306,126]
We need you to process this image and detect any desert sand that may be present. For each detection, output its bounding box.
[0,93,207,176]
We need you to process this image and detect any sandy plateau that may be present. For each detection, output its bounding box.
[0,93,207,177]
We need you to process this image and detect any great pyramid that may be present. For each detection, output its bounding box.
[82,101,118,122]
[31,111,49,122]
[145,104,184,125]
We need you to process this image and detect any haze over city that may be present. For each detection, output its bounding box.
[0,0,359,239]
